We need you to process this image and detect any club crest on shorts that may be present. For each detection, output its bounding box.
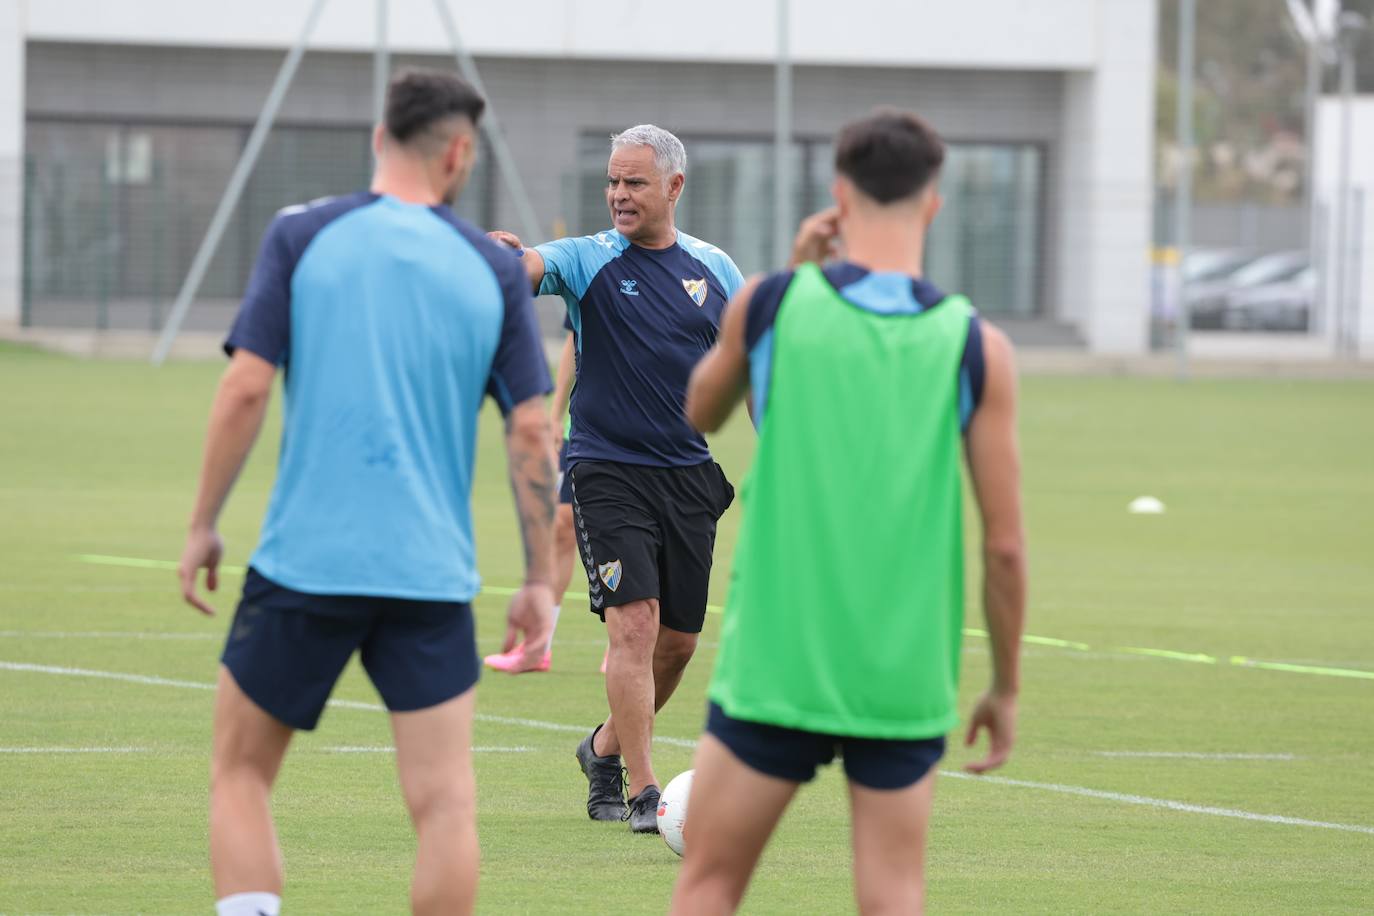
[597,559,623,592]
[682,277,707,307]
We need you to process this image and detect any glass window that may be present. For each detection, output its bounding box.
[924,144,1042,316]
[23,119,494,330]
[572,133,1042,314]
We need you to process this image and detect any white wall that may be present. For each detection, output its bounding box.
[0,1,22,326]
[1315,96,1374,359]
[1054,0,1156,354]
[25,0,1099,70]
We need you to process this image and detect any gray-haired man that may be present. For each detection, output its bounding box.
[491,125,745,832]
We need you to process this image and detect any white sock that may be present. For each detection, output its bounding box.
[216,892,280,916]
[548,604,561,649]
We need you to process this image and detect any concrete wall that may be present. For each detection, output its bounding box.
[25,42,1065,258]
[1315,96,1374,358]
[25,0,1100,70]
[1053,0,1156,354]
[14,0,1166,354]
[0,3,23,326]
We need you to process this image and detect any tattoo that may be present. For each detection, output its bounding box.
[507,420,557,579]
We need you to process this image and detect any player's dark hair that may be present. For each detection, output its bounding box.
[834,108,945,204]
[384,68,485,146]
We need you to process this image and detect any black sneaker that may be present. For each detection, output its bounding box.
[626,785,661,834]
[576,727,627,821]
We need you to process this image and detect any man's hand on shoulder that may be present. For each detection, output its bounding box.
[488,229,524,251]
[489,230,546,293]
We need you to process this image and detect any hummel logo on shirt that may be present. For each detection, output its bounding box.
[619,279,640,296]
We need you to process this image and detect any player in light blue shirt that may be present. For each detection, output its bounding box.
[176,70,555,916]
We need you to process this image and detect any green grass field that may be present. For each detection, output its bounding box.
[2,341,1373,913]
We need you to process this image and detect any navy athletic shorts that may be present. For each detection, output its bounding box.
[570,459,733,634]
[220,568,480,731]
[705,702,946,790]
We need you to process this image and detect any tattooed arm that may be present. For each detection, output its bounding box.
[501,395,557,663]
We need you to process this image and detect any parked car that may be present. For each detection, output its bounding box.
[1187,250,1308,329]
[1184,248,1258,284]
[1220,266,1315,332]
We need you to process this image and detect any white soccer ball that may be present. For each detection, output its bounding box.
[657,769,693,856]
[1128,495,1166,514]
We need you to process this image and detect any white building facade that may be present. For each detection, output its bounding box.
[2,0,1158,353]
[1316,96,1374,359]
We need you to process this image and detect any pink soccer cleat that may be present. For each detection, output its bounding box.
[484,644,552,674]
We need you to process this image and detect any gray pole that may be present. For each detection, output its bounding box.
[373,0,389,128]
[773,0,793,267]
[1304,39,1321,250]
[431,0,543,244]
[1306,41,1329,336]
[151,0,330,365]
[1173,0,1196,379]
[1335,47,1353,355]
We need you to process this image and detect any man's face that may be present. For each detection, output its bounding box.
[605,145,680,242]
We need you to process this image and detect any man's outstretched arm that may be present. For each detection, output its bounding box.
[961,323,1027,774]
[178,350,277,616]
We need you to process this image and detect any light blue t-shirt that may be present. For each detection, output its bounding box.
[225,193,551,601]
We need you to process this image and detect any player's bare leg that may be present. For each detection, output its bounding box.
[594,625,698,753]
[848,770,937,915]
[668,734,799,915]
[391,689,478,916]
[209,666,293,899]
[553,503,576,598]
[594,597,661,796]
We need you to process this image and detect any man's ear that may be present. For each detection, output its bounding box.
[445,132,470,176]
[668,172,686,203]
[924,188,944,227]
[372,123,387,158]
[832,176,851,220]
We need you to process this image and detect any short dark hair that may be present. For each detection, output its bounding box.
[834,109,945,204]
[384,68,485,146]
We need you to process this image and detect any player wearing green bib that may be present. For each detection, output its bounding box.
[669,110,1027,915]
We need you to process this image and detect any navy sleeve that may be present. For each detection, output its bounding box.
[964,315,986,408]
[744,269,795,352]
[487,255,554,415]
[224,215,293,364]
[562,312,574,333]
[958,314,986,432]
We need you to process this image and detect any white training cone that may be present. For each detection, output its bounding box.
[1128,496,1166,514]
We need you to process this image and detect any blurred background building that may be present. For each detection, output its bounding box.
[0,1,1369,358]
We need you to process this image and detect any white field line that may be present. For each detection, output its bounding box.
[0,747,151,754]
[0,661,696,748]
[321,746,536,753]
[1093,751,1297,761]
[6,659,1371,837]
[0,661,215,692]
[0,630,218,640]
[942,772,1374,836]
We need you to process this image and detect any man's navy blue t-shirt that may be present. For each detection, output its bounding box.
[535,228,745,468]
[224,192,550,601]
